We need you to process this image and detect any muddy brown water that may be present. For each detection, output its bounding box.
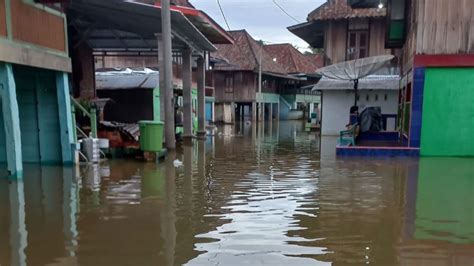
[1,121,473,266]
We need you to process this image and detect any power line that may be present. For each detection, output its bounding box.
[271,0,300,24]
[216,0,231,31]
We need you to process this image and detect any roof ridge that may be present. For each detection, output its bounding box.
[243,31,261,70]
[287,46,299,73]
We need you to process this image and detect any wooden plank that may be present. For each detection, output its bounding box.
[11,0,66,52]
[14,66,40,163]
[36,70,62,163]
[0,0,6,36]
[434,0,448,54]
[0,40,71,72]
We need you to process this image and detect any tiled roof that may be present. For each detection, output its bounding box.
[212,30,287,74]
[263,44,323,74]
[308,0,385,21]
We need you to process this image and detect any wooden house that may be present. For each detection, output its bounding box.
[212,30,321,123]
[395,0,474,156]
[341,0,474,157]
[0,0,74,177]
[289,0,400,136]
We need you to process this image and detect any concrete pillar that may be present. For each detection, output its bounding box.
[0,63,22,177]
[182,48,193,139]
[196,56,206,139]
[161,0,176,150]
[56,72,74,164]
[252,101,257,121]
[259,102,264,121]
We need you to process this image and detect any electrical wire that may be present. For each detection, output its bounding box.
[216,0,231,31]
[271,0,300,24]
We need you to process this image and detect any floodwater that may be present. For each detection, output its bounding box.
[1,121,473,266]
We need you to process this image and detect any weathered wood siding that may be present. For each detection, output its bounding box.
[324,18,392,65]
[369,19,392,57]
[0,0,6,37]
[401,0,416,73]
[214,71,256,103]
[11,0,66,52]
[325,20,347,64]
[415,0,474,55]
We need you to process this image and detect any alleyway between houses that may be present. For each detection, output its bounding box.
[1,121,473,265]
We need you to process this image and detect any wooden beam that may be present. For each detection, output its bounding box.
[0,41,71,72]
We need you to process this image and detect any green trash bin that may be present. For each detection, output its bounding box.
[139,121,164,152]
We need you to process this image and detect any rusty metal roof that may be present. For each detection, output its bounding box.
[308,0,386,21]
[212,30,288,74]
[263,44,323,74]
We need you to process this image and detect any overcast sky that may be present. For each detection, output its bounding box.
[191,0,326,52]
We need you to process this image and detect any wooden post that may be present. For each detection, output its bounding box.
[156,34,165,123]
[276,102,280,121]
[161,0,176,150]
[252,101,257,121]
[196,56,206,139]
[269,102,273,120]
[0,63,22,178]
[56,72,74,164]
[182,48,193,139]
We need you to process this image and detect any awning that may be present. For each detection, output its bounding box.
[287,21,325,48]
[96,68,159,90]
[165,5,234,45]
[313,75,400,91]
[68,0,216,53]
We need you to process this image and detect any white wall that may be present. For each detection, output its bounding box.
[321,90,398,135]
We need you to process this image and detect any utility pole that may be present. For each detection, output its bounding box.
[258,43,263,121]
[161,0,176,150]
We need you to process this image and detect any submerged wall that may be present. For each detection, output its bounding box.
[420,68,474,156]
[321,89,398,135]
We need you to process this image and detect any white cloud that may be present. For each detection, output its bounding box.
[191,0,326,52]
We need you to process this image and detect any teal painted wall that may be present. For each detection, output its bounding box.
[13,66,62,163]
[0,100,6,163]
[415,158,474,243]
[421,68,474,156]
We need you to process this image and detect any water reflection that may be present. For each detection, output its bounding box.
[0,121,473,265]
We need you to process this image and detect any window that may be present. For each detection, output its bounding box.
[384,94,388,101]
[347,30,369,60]
[225,74,233,93]
[375,94,379,101]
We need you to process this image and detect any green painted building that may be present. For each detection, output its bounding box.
[0,0,74,177]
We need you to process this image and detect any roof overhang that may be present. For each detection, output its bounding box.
[163,5,234,45]
[313,75,400,91]
[68,0,216,54]
[287,21,325,48]
[261,71,306,81]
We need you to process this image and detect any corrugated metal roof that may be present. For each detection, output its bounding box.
[314,75,400,90]
[96,68,159,90]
